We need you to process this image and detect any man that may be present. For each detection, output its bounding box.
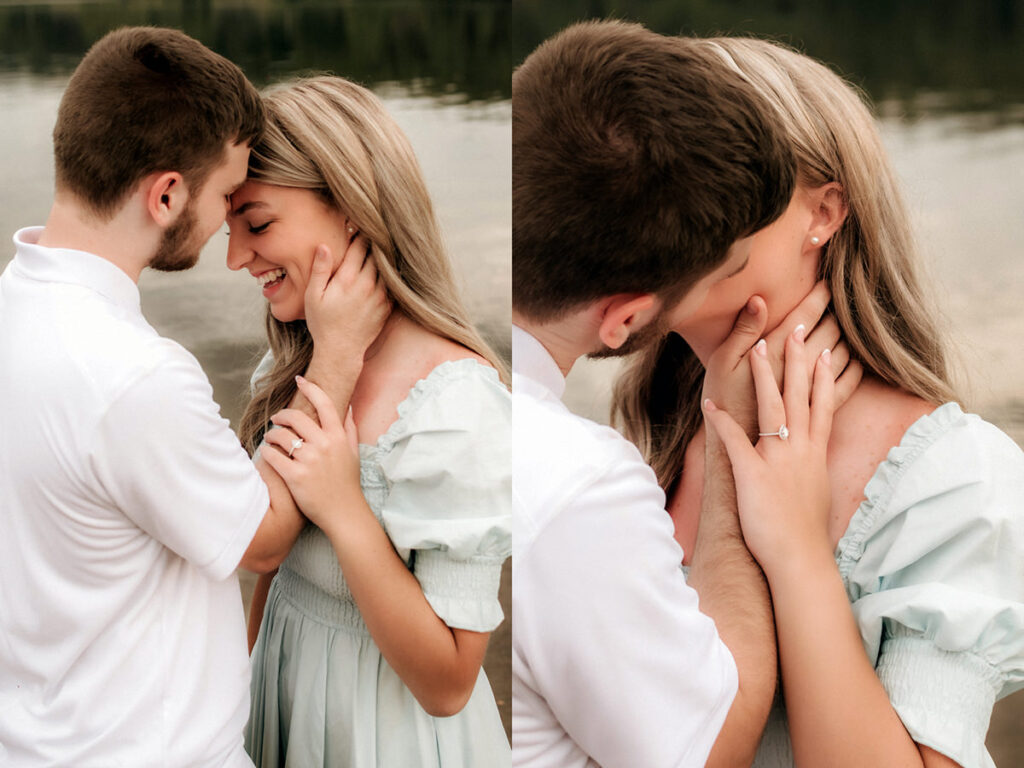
[0,28,382,765]
[512,21,802,767]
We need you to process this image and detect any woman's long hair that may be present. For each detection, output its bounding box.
[613,37,962,491]
[238,77,507,455]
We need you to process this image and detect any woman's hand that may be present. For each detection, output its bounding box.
[703,324,835,572]
[260,375,365,533]
[304,235,391,361]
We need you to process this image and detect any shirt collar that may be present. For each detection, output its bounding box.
[512,324,566,401]
[10,227,141,313]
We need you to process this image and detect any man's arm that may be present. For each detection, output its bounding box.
[687,299,777,768]
[239,238,390,573]
[690,285,864,766]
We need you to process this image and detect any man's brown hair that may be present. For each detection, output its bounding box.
[53,26,264,218]
[513,21,796,320]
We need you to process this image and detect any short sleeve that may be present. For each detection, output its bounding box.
[376,360,511,632]
[249,349,274,394]
[840,404,1024,768]
[89,342,268,581]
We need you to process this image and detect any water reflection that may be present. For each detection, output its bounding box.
[513,0,1024,124]
[0,0,514,99]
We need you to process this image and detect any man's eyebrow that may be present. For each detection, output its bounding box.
[726,255,750,278]
[230,200,266,217]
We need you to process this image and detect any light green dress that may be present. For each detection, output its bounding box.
[749,403,1024,768]
[246,358,511,767]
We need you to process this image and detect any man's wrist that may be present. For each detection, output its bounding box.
[305,352,363,407]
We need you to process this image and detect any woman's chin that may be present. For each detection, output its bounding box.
[269,304,304,324]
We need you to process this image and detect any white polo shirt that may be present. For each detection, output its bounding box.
[0,228,268,766]
[511,325,737,768]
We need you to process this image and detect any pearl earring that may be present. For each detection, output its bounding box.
[346,224,355,235]
[810,236,821,246]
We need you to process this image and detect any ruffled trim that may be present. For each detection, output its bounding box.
[416,549,506,631]
[835,402,966,592]
[360,358,501,456]
[877,634,1001,768]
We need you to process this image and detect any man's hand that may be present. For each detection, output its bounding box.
[304,235,391,364]
[704,325,835,572]
[702,282,862,440]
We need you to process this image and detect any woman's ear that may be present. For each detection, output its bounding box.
[143,171,188,228]
[597,293,659,350]
[807,182,848,248]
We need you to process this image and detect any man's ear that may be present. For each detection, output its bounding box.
[597,293,659,350]
[143,171,188,227]
[807,182,848,248]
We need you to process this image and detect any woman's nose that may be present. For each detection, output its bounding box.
[225,233,250,272]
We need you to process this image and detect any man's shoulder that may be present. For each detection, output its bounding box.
[10,285,204,414]
[513,387,665,546]
[514,387,647,475]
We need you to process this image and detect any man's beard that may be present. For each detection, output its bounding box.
[586,311,668,360]
[149,200,201,272]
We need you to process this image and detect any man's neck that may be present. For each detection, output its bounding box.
[513,311,596,377]
[37,193,157,284]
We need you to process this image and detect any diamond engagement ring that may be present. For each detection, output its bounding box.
[758,425,789,440]
[288,438,304,457]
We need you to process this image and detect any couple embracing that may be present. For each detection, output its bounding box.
[0,27,510,766]
[512,21,1024,768]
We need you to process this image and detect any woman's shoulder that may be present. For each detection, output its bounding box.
[355,320,504,445]
[837,386,1024,574]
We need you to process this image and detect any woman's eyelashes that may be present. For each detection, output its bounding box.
[248,221,271,235]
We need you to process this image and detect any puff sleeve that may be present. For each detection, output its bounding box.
[376,360,511,633]
[838,403,1024,768]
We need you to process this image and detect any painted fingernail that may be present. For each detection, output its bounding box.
[746,297,759,314]
[295,375,306,384]
[703,398,717,412]
[793,324,806,342]
[821,348,832,365]
[755,339,767,356]
[315,245,328,260]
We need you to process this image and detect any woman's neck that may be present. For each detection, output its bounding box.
[363,310,406,363]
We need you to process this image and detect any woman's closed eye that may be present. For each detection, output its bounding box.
[249,221,271,235]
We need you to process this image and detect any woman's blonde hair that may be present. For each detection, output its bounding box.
[613,37,962,490]
[238,76,507,454]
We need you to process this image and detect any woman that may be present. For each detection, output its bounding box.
[227,77,511,766]
[614,38,1024,768]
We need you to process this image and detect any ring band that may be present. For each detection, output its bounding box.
[288,438,304,457]
[758,424,789,440]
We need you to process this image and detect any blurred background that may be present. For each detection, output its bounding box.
[0,0,512,737]
[515,1,1024,763]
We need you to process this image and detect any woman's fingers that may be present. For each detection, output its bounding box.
[810,349,837,445]
[749,338,786,437]
[294,375,343,434]
[262,425,304,457]
[269,407,321,442]
[762,282,831,381]
[782,325,810,436]
[781,281,831,333]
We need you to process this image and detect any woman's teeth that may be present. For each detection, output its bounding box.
[258,268,286,287]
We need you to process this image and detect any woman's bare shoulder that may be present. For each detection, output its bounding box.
[827,375,939,543]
